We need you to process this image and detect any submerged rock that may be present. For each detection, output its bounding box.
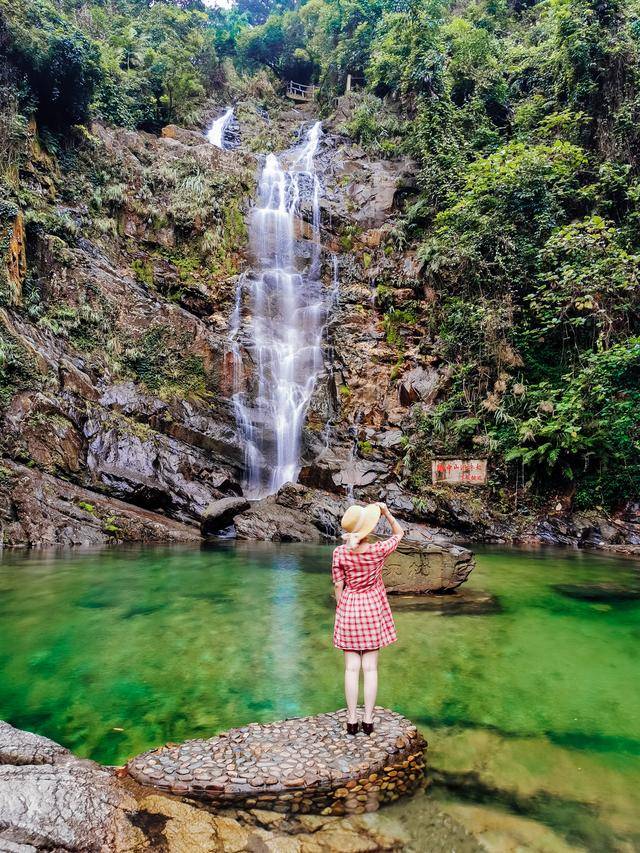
[390,589,501,616]
[553,582,640,603]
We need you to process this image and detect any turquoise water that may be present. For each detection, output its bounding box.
[0,542,638,849]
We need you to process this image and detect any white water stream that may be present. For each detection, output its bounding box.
[229,122,329,497]
[207,107,234,148]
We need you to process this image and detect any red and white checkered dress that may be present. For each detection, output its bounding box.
[332,535,400,651]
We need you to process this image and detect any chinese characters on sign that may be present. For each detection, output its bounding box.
[432,459,487,485]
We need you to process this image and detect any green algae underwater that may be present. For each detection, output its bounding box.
[0,543,638,850]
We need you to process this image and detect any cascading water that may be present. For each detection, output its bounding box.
[229,122,328,498]
[207,107,234,149]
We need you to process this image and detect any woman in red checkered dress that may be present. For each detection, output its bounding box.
[332,501,404,735]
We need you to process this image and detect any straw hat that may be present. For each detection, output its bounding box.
[340,503,381,545]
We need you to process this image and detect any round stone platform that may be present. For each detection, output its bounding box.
[126,708,426,815]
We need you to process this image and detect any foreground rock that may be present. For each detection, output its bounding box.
[127,708,426,816]
[0,719,414,852]
[0,718,485,852]
[0,721,143,852]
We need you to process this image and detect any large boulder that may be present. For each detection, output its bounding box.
[383,537,475,594]
[233,483,346,542]
[202,496,250,536]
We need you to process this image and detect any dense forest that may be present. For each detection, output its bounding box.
[0,0,638,526]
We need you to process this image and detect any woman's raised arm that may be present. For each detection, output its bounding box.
[377,502,405,540]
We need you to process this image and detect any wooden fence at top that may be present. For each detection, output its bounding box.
[286,81,318,101]
[287,75,365,102]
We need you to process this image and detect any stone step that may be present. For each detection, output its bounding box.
[126,707,426,816]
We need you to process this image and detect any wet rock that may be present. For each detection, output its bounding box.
[202,496,250,536]
[84,415,232,523]
[2,210,27,306]
[0,460,201,546]
[126,708,427,815]
[234,495,328,542]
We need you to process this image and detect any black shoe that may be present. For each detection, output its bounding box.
[362,722,374,736]
[346,722,359,735]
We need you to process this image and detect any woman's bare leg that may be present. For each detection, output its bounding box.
[361,650,378,724]
[344,651,361,724]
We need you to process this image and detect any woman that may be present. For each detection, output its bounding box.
[332,501,404,735]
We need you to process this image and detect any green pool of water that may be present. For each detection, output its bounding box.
[0,542,638,849]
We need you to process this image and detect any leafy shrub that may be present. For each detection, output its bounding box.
[529,216,640,352]
[342,95,405,157]
[493,340,640,507]
[417,141,589,296]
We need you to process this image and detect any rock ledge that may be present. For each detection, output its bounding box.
[126,708,426,815]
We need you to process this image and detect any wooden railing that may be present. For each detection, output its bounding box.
[287,74,365,103]
[286,81,318,101]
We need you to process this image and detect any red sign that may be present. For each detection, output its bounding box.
[432,459,487,485]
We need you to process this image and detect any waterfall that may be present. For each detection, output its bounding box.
[230,121,328,498]
[207,107,234,149]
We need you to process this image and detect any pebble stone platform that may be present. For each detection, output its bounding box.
[126,708,426,815]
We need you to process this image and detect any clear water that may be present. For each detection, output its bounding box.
[0,544,638,849]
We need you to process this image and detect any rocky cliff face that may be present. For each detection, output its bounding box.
[0,90,428,547]
[1,93,637,550]
[0,102,259,545]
